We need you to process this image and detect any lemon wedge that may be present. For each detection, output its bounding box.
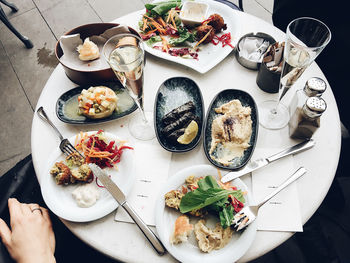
[177,120,198,144]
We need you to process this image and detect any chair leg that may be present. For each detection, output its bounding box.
[0,0,18,12]
[0,6,33,48]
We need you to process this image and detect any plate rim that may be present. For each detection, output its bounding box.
[40,131,135,222]
[203,88,259,170]
[55,82,138,125]
[153,76,204,153]
[155,164,257,263]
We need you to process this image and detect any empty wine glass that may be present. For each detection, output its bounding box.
[103,33,155,140]
[259,17,331,130]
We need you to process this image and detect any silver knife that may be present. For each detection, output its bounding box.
[221,139,315,183]
[88,164,166,255]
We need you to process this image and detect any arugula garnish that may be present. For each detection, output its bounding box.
[179,176,245,228]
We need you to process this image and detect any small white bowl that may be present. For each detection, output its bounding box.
[179,1,209,27]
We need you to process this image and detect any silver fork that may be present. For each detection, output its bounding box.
[233,166,307,231]
[37,106,84,159]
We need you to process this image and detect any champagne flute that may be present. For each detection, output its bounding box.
[259,17,331,130]
[103,33,155,140]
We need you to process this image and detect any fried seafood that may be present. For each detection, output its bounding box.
[207,14,227,33]
[66,152,85,167]
[195,24,215,44]
[71,164,93,183]
[50,162,72,185]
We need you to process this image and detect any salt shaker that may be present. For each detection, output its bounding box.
[289,97,327,139]
[289,77,327,117]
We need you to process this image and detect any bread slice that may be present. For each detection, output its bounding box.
[170,215,193,244]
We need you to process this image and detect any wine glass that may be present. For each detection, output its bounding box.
[103,33,155,140]
[259,17,331,130]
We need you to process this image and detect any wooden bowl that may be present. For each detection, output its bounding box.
[55,23,139,85]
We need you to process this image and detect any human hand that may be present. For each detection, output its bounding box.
[0,198,56,263]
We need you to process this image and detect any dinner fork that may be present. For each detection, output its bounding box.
[37,106,84,159]
[233,166,307,231]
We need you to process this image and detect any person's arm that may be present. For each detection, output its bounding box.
[0,198,56,263]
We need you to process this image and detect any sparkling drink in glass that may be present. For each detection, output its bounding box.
[259,17,331,130]
[103,33,155,140]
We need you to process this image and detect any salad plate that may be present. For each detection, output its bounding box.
[132,0,241,73]
[56,81,137,124]
[40,131,135,222]
[155,164,257,263]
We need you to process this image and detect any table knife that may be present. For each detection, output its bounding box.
[221,139,315,183]
[88,164,166,255]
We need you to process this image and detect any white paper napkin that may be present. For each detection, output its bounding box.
[251,148,303,232]
[59,25,131,71]
[114,140,171,226]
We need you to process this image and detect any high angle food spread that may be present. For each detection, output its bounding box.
[78,86,119,119]
[49,130,133,207]
[138,0,233,59]
[161,101,199,145]
[210,99,252,166]
[165,174,246,252]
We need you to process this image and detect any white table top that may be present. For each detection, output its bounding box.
[31,3,341,263]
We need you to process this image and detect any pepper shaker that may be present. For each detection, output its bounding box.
[289,97,327,139]
[289,77,327,117]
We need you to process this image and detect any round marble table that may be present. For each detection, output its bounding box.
[31,3,341,263]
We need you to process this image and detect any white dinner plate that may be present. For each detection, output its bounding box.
[132,0,241,73]
[41,131,135,222]
[155,164,257,263]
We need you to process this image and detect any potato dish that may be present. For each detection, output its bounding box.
[78,86,118,119]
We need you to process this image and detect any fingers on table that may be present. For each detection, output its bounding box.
[0,218,11,246]
[8,198,23,223]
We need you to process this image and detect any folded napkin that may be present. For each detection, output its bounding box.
[59,25,131,71]
[251,148,303,232]
[114,140,171,226]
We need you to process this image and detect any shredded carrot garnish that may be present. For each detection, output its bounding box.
[143,14,156,23]
[151,21,166,34]
[160,36,169,52]
[170,13,177,30]
[142,18,148,31]
[194,29,212,48]
[157,17,166,28]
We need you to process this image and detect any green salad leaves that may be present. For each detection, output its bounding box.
[145,0,182,16]
[179,176,245,228]
[169,27,195,46]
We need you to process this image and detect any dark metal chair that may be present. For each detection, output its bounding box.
[215,0,243,11]
[0,0,33,48]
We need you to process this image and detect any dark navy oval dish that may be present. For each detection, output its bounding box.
[154,77,204,153]
[56,81,137,124]
[203,89,259,170]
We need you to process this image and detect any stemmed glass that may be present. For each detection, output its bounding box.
[103,33,155,140]
[259,17,331,130]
